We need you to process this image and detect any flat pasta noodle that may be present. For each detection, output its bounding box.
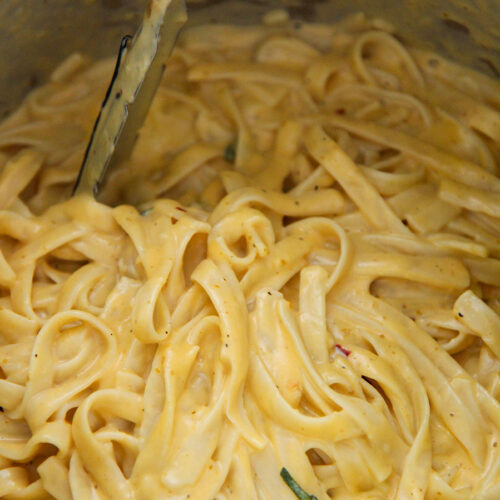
[0,10,499,500]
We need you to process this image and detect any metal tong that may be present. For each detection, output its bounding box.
[73,0,187,198]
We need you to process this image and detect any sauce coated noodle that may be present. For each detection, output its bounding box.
[0,11,499,500]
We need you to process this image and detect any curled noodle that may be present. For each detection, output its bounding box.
[0,12,499,500]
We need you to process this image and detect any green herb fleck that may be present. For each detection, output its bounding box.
[224,140,237,163]
[140,207,153,216]
[280,468,318,500]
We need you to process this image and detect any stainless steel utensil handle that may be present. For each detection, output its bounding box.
[73,0,187,197]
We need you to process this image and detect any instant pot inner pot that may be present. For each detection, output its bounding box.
[1,0,499,119]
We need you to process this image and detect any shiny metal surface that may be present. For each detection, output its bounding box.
[73,0,187,197]
[0,0,148,118]
[1,0,499,119]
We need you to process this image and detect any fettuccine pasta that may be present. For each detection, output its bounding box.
[0,10,499,500]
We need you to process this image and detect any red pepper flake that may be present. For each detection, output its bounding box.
[336,108,346,115]
[335,344,351,357]
[176,206,187,212]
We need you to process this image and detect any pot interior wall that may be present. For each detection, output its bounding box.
[1,0,498,118]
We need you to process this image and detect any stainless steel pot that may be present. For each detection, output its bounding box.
[1,0,499,119]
